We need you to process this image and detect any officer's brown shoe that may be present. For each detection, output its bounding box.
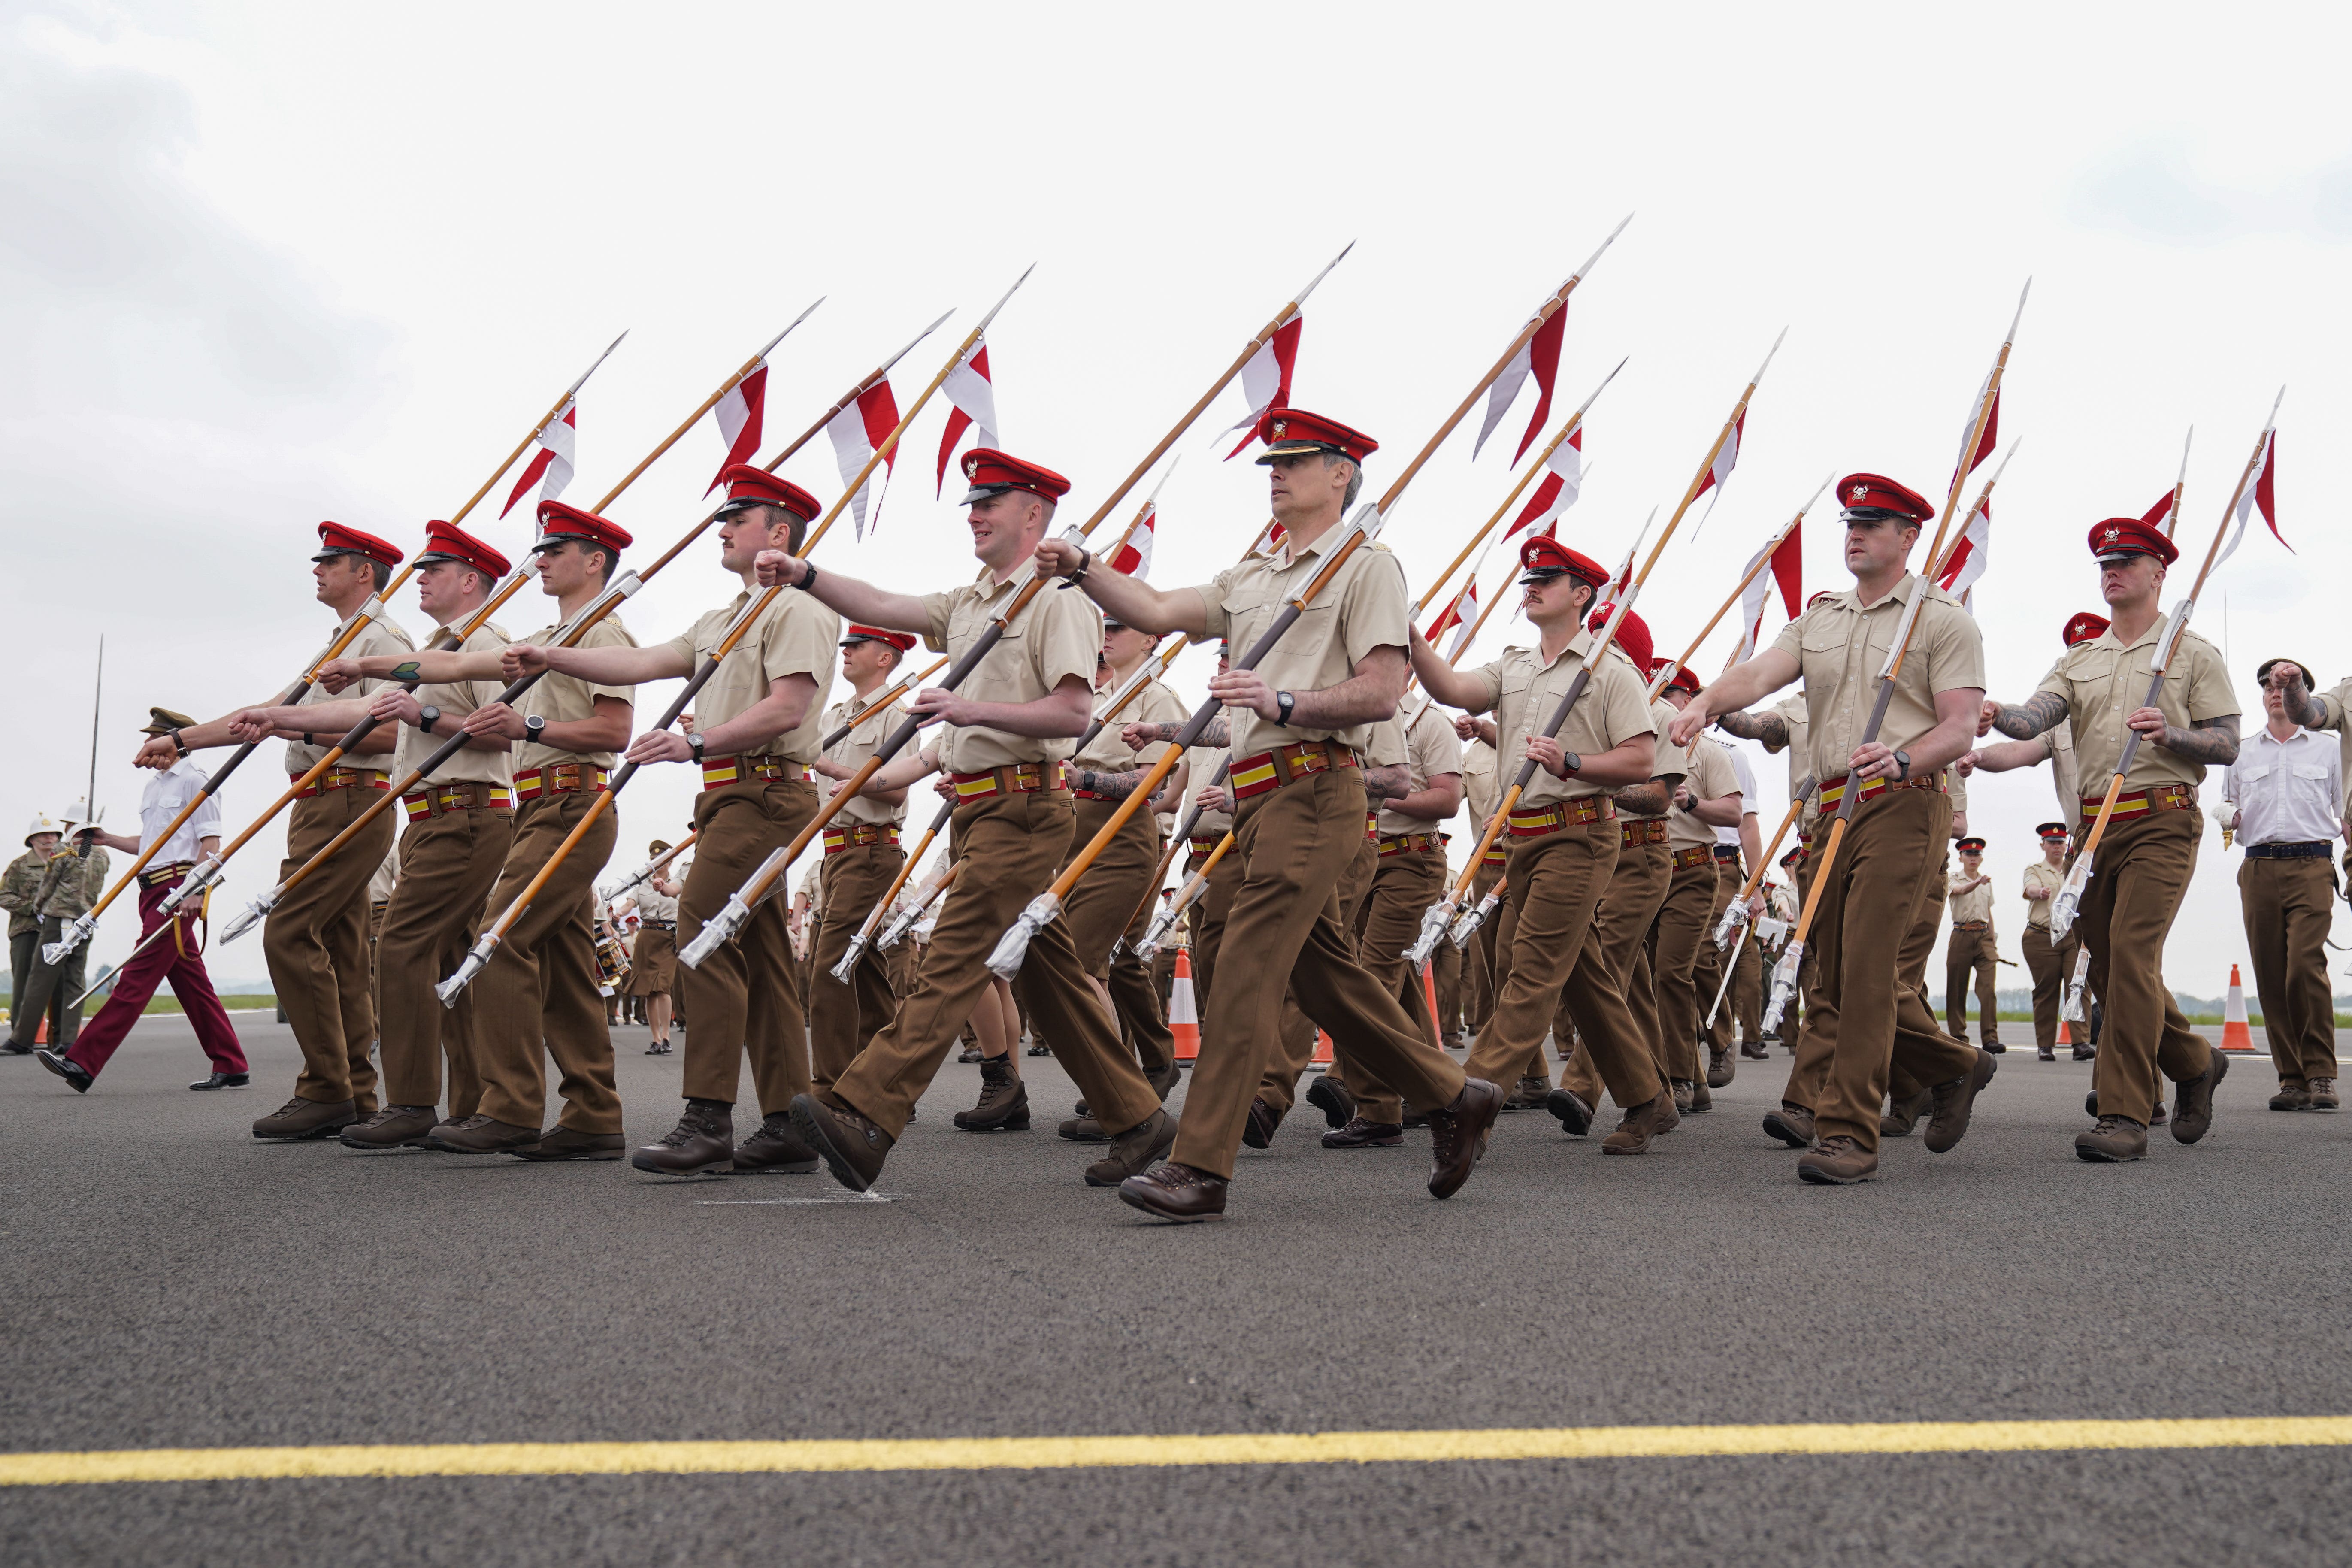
[1305,1074,1356,1129]
[1085,1108,1178,1187]
[1740,1039,1771,1062]
[1923,1047,1998,1154]
[1671,1079,1696,1114]
[953,1056,1030,1131]
[2075,1114,2148,1162]
[732,1113,821,1174]
[1706,1047,1735,1088]
[790,1094,894,1192]
[1503,1073,1551,1109]
[2072,1042,2097,1062]
[1425,1078,1502,1198]
[2310,1077,2340,1111]
[425,1114,542,1154]
[2170,1048,2228,1144]
[631,1100,735,1175]
[1983,1039,2006,1054]
[510,1126,624,1161]
[252,1096,359,1141]
[2037,1045,2057,1062]
[1242,1096,1283,1150]
[339,1104,439,1150]
[1147,1059,1182,1100]
[1880,1084,1933,1138]
[1118,1161,1227,1222]
[1762,1103,1814,1148]
[1797,1135,1878,1184]
[1544,1087,1595,1137]
[1602,1092,1679,1155]
[2271,1081,2311,1111]
[1057,1111,1109,1143]
[1322,1116,1405,1148]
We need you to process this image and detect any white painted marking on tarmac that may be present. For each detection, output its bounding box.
[694,1191,904,1205]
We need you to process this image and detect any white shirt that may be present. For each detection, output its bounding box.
[2223,726,2343,847]
[141,757,219,864]
[1714,742,1759,849]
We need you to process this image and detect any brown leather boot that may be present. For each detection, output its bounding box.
[1671,1079,1696,1114]
[2170,1048,2229,1144]
[1923,1047,1998,1154]
[1706,1047,1735,1088]
[425,1114,542,1154]
[1305,1075,1356,1129]
[789,1094,895,1191]
[630,1100,734,1175]
[732,1113,820,1173]
[2075,1114,2148,1162]
[1084,1108,1179,1187]
[1688,1078,1713,1112]
[2272,1080,2312,1111]
[339,1105,439,1151]
[1426,1079,1504,1197]
[1762,1104,1815,1148]
[1545,1087,1594,1137]
[953,1056,1029,1131]
[1322,1115,1406,1148]
[1118,1161,1227,1222]
[1880,1084,1933,1138]
[2310,1077,2340,1111]
[1057,1111,1109,1143]
[1797,1135,1878,1184]
[511,1126,624,1161]
[1602,1092,1679,1155]
[1242,1096,1283,1149]
[251,1096,358,1141]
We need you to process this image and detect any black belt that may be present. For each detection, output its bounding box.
[642,919,677,930]
[2245,841,2333,860]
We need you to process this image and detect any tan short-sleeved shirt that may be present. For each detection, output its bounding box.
[1771,574,1985,784]
[1188,530,1410,762]
[1462,737,1498,834]
[820,693,909,827]
[1765,692,1818,836]
[516,617,636,771]
[1075,674,1189,774]
[288,601,417,775]
[634,881,680,924]
[2022,858,2061,929]
[660,586,838,764]
[1185,746,1232,837]
[1948,870,1995,926]
[393,622,514,787]
[1461,632,1652,808]
[1378,702,1466,838]
[1668,732,1741,850]
[2047,718,2083,826]
[2034,624,2235,795]
[918,567,1102,774]
[1621,698,1688,823]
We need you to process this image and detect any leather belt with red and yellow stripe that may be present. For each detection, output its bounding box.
[1953,920,1989,931]
[1481,843,1508,866]
[1671,845,1716,870]
[1187,833,1225,864]
[400,781,514,821]
[950,761,1069,802]
[2080,783,2195,819]
[700,754,812,792]
[1378,832,1441,857]
[1505,796,1614,840]
[1364,810,1379,843]
[1229,740,1360,802]
[138,861,196,889]
[1619,817,1667,848]
[822,823,901,856]
[1815,770,1947,812]
[292,767,390,799]
[515,762,610,802]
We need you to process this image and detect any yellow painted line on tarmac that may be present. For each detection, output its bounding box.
[6,1418,2352,1486]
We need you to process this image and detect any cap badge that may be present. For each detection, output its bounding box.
[1849,483,1868,502]
[2102,525,2120,545]
[964,454,980,478]
[1271,419,1287,438]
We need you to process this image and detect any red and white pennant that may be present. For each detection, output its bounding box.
[1505,427,1584,540]
[1738,521,1805,658]
[1473,306,1566,465]
[1217,315,1303,458]
[501,400,577,517]
[935,342,1000,496]
[706,361,769,493]
[828,380,903,538]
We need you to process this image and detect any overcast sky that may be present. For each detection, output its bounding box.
[7,0,2348,999]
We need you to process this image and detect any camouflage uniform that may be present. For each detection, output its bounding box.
[6,845,109,1050]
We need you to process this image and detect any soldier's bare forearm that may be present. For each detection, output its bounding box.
[1361,763,1411,802]
[1989,693,2068,739]
[1713,710,1789,751]
[1072,765,1151,802]
[1611,781,1673,817]
[1147,718,1226,748]
[2156,715,2240,765]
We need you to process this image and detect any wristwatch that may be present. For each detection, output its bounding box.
[1274,691,1296,727]
[418,705,442,735]
[1892,748,1912,781]
[524,714,547,742]
[687,732,706,762]
[1561,751,1582,776]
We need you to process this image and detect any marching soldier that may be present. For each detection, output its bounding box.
[1458,730,1503,1042]
[1673,474,1994,1185]
[1653,664,1743,1113]
[625,842,681,1054]
[3,814,68,1053]
[1969,515,2236,1162]
[1943,836,2001,1051]
[156,523,412,1138]
[808,625,915,1095]
[1704,738,1765,1071]
[319,502,638,1158]
[512,466,838,1176]
[752,448,1176,1193]
[1038,410,1495,1218]
[3,811,108,1058]
[2019,823,2084,1061]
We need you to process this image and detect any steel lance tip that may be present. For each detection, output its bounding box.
[2049,857,2090,941]
[1404,898,1456,969]
[1762,942,1804,1034]
[828,932,871,986]
[681,894,753,969]
[436,938,496,1008]
[985,892,1060,982]
[878,910,917,951]
[1450,887,1500,950]
[220,889,278,945]
[154,857,224,918]
[41,911,100,966]
[1133,905,1183,965]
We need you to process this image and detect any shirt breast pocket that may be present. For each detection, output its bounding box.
[2293,763,2335,808]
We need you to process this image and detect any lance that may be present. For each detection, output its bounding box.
[758,311,953,474]
[1704,923,1749,1032]
[1133,830,1236,962]
[446,270,1038,997]
[1408,328,1789,969]
[2047,387,2283,945]
[1763,282,2031,1031]
[880,858,961,951]
[1075,630,1192,751]
[1925,438,2022,584]
[1107,756,1233,964]
[821,656,947,749]
[828,799,954,984]
[2061,945,2093,1022]
[42,336,633,965]
[608,832,696,903]
[86,637,102,821]
[1712,775,1816,949]
[984,227,1634,981]
[2155,428,2193,540]
[681,252,1379,968]
[1646,477,1831,701]
[584,303,821,513]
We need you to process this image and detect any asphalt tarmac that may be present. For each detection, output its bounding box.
[5,1013,2350,1567]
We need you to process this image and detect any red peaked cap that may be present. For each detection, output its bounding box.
[1587,602,1653,672]
[1519,533,1610,588]
[715,464,822,523]
[533,500,633,556]
[1253,407,1379,464]
[843,624,917,652]
[959,448,1071,506]
[2037,821,2070,840]
[1837,472,1935,523]
[1652,658,1702,696]
[2062,610,2110,648]
[2088,515,2179,566]
[414,519,510,579]
[312,521,404,569]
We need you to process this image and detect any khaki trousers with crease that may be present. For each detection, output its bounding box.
[1558,839,1674,1106]
[2021,921,2077,1052]
[263,787,394,1110]
[809,838,905,1092]
[677,775,817,1113]
[1333,845,1447,1124]
[376,805,515,1112]
[1943,924,2001,1044]
[2237,854,2337,1085]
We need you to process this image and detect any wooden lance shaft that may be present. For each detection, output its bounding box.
[757,311,954,475]
[1712,778,1815,950]
[882,860,962,949]
[1645,480,1828,700]
[586,304,820,515]
[1108,757,1233,961]
[828,799,954,983]
[821,657,947,749]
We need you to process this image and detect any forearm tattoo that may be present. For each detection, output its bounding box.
[1074,766,1150,801]
[2279,678,2325,729]
[1361,763,1411,802]
[1713,709,1788,751]
[2156,715,2240,766]
[1610,781,1674,817]
[1989,691,2069,739]
[1159,718,1226,747]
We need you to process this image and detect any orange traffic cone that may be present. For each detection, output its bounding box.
[34,1012,48,1046]
[1311,1029,1333,1068]
[1421,964,1445,1049]
[1169,949,1199,1067]
[2221,964,2255,1053]
[2056,1019,2072,1046]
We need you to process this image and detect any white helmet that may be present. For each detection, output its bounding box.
[24,811,63,847]
[58,799,104,841]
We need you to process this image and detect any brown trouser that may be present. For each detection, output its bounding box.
[1466,861,1502,1032]
[1251,833,1374,1116]
[264,787,395,1110]
[832,788,1158,1141]
[1943,923,2001,1045]
[2020,921,2077,1051]
[1176,772,1466,1178]
[1558,839,1673,1105]
[808,838,905,1091]
[1731,913,1763,1043]
[377,804,515,1112]
[678,775,816,1112]
[1462,822,1662,1113]
[2238,853,2338,1086]
[1695,861,1736,1053]
[1067,799,1174,1083]
[1649,859,1716,1085]
[2072,807,2215,1126]
[1432,926,1462,1040]
[473,791,622,1133]
[1332,843,1447,1123]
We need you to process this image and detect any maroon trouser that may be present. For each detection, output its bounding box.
[68,874,246,1078]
